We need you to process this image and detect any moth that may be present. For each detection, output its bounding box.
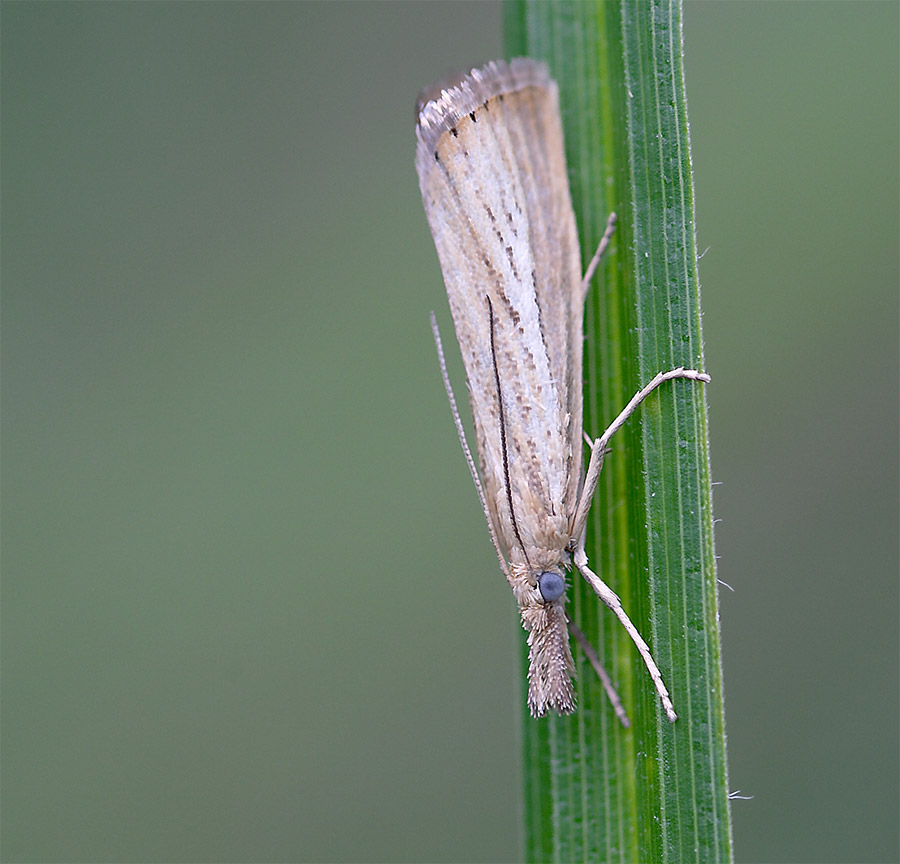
[415,58,709,720]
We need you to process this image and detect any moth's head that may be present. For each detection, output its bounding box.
[536,570,566,603]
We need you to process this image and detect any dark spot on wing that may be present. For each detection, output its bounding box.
[517,344,537,376]
[506,245,518,279]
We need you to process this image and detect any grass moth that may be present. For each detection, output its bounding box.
[416,58,709,720]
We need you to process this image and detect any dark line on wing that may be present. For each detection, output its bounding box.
[488,295,530,568]
[476,94,521,240]
[513,90,557,376]
[430,154,497,279]
[430,118,517,292]
[480,87,555,377]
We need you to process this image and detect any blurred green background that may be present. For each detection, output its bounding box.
[2,3,897,862]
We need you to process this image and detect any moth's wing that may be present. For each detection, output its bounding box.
[416,59,584,562]
[491,64,586,521]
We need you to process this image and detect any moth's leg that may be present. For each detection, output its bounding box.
[570,367,711,543]
[569,436,605,552]
[430,312,512,582]
[567,619,630,727]
[573,536,678,722]
[580,211,618,302]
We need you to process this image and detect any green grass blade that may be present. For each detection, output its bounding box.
[505,2,732,861]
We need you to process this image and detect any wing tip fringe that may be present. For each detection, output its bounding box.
[415,58,554,178]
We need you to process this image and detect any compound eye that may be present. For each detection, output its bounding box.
[537,571,565,603]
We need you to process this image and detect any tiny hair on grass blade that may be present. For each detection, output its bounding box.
[416,58,709,721]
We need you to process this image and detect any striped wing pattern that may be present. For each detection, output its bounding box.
[416,59,584,569]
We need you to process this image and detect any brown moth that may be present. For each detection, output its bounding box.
[416,58,708,720]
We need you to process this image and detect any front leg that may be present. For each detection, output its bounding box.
[569,435,606,551]
[573,534,677,722]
